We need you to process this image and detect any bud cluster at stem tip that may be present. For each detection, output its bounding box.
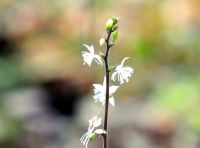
[99,17,120,47]
[106,17,119,31]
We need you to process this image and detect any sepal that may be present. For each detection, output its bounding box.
[99,51,105,58]
[108,66,114,72]
[89,133,97,141]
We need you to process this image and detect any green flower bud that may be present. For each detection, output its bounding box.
[106,19,113,30]
[99,51,105,58]
[113,30,119,41]
[108,66,114,72]
[89,133,96,141]
[112,17,119,25]
[112,24,118,32]
[99,38,106,46]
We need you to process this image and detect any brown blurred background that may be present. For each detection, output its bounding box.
[0,0,200,148]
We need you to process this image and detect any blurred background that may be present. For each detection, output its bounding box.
[0,0,200,148]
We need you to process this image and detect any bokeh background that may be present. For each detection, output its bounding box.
[0,0,200,148]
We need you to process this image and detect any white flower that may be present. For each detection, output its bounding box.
[82,44,103,66]
[80,116,104,148]
[111,57,134,84]
[93,77,119,106]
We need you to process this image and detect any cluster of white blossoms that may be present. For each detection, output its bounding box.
[81,44,134,147]
[80,17,134,148]
[82,44,134,85]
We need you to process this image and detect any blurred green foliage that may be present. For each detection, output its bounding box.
[152,75,200,132]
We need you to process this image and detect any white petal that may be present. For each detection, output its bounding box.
[88,116,96,125]
[120,57,130,66]
[101,101,105,106]
[94,129,106,135]
[80,132,91,146]
[80,132,88,142]
[84,136,90,148]
[94,118,102,127]
[119,73,124,84]
[103,76,106,88]
[109,86,119,95]
[93,93,105,104]
[115,65,122,71]
[94,55,103,65]
[82,51,94,66]
[109,97,115,106]
[83,44,94,53]
[93,84,104,93]
[111,71,118,82]
[124,66,134,73]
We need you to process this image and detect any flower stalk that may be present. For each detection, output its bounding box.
[80,17,134,148]
[102,29,112,148]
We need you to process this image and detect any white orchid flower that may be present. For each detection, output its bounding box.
[111,57,134,84]
[82,44,103,66]
[80,116,105,148]
[93,77,119,106]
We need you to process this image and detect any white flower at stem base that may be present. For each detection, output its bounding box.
[94,129,106,135]
[80,116,105,148]
[93,77,119,106]
[82,44,103,66]
[111,57,134,84]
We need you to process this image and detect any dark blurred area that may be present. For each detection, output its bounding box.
[0,0,200,148]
